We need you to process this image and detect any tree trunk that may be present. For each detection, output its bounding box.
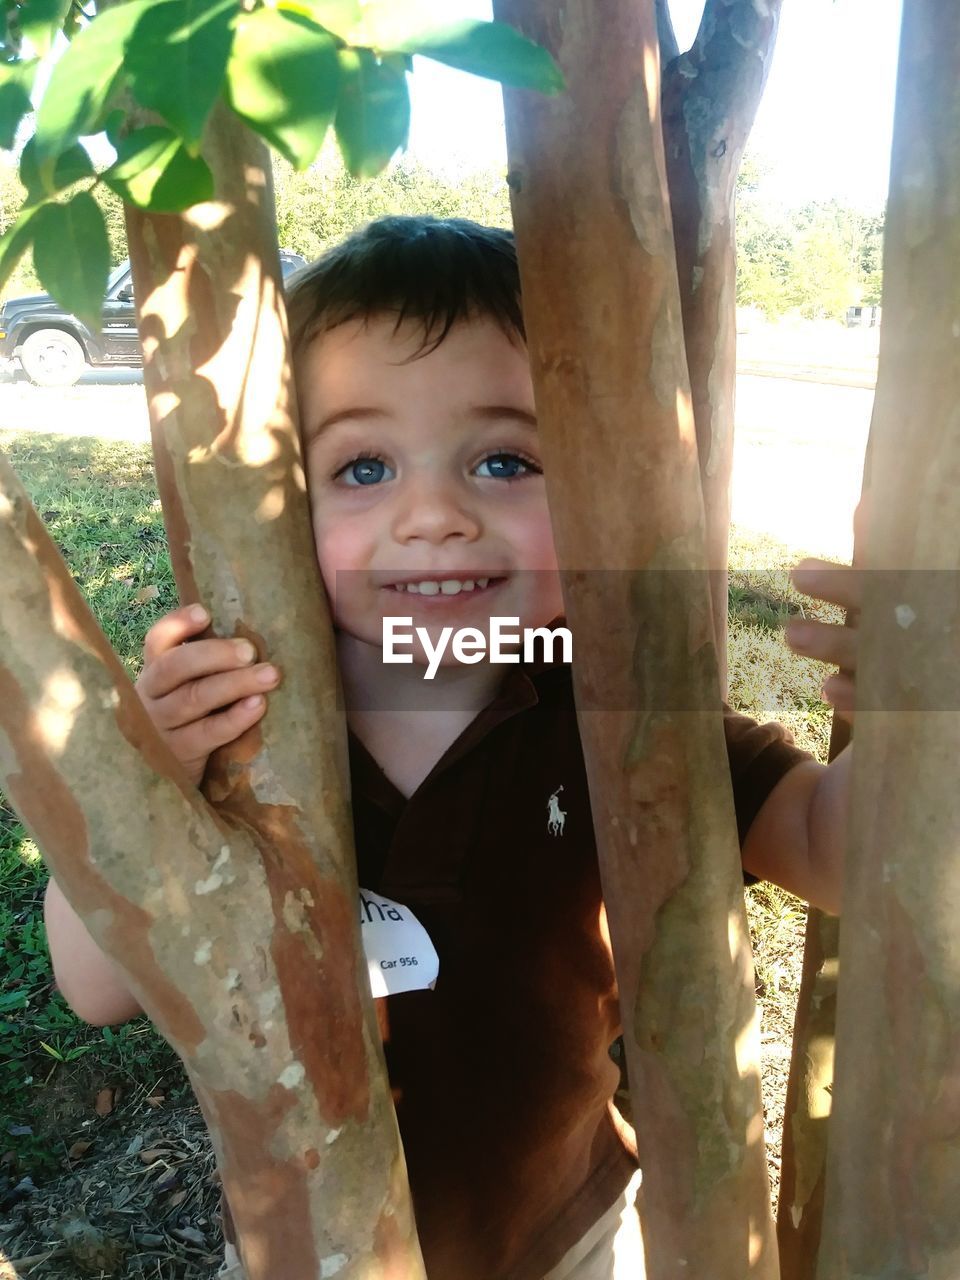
[777,492,871,1275]
[776,828,841,1276]
[495,2,777,1276]
[817,2,960,1275]
[660,0,782,689]
[0,105,425,1280]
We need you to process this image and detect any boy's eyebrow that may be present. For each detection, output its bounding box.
[310,407,391,437]
[469,405,538,429]
[309,405,538,437]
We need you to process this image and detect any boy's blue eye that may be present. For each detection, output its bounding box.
[341,456,393,486]
[476,452,537,480]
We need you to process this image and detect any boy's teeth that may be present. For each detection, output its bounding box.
[395,578,491,595]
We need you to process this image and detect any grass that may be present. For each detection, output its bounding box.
[0,428,845,1205]
[0,431,185,1180]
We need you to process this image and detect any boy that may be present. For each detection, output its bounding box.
[45,216,859,1279]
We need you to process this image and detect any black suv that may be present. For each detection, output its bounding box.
[0,249,307,387]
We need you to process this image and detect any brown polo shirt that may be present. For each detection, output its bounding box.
[340,659,810,1279]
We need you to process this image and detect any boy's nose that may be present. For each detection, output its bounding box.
[391,476,482,546]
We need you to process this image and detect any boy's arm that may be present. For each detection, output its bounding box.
[44,876,144,1026]
[741,552,862,916]
[740,747,850,916]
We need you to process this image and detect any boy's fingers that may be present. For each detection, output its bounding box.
[166,694,268,761]
[150,664,280,729]
[142,604,210,667]
[822,673,855,723]
[140,636,261,701]
[785,619,859,672]
[791,559,864,612]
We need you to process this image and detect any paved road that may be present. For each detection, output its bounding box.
[0,370,873,563]
[732,374,872,562]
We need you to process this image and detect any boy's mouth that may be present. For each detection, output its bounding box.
[381,575,507,598]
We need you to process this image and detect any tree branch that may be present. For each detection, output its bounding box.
[660,0,783,689]
[494,2,777,1275]
[655,0,680,65]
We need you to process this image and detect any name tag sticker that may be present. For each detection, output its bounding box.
[359,890,440,998]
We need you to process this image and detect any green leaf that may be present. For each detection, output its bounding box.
[388,19,564,93]
[19,0,72,58]
[103,125,214,212]
[19,138,94,201]
[289,0,359,41]
[31,191,110,332]
[125,0,236,148]
[0,60,38,151]
[335,49,409,178]
[278,2,563,93]
[0,204,42,295]
[103,109,126,150]
[32,0,153,185]
[225,8,339,171]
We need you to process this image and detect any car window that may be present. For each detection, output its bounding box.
[109,273,134,302]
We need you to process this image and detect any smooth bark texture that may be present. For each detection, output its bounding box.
[495,3,777,1276]
[776,911,838,1278]
[817,2,960,1275]
[1,106,425,1280]
[661,0,782,687]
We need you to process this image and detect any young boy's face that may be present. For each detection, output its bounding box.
[299,314,563,666]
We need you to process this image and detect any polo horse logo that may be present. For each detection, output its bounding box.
[547,786,566,837]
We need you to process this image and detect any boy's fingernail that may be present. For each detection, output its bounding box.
[189,604,209,625]
[235,640,257,663]
[256,664,279,685]
[241,694,264,710]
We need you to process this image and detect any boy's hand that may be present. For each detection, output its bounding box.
[785,498,870,722]
[135,605,280,786]
[785,562,862,721]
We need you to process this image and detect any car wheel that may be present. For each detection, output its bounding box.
[19,328,87,387]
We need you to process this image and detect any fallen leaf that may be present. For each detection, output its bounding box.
[172,1226,206,1247]
[145,1094,165,1108]
[133,585,160,605]
[57,1210,125,1274]
[94,1088,114,1117]
[125,1134,144,1157]
[139,1148,166,1164]
[121,577,134,588]
[67,1140,93,1163]
[168,1189,187,1207]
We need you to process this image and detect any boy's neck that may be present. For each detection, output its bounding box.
[336,632,506,720]
[336,634,507,798]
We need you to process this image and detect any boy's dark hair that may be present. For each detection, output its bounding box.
[284,215,524,358]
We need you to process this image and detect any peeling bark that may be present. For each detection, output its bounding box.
[0,104,424,1280]
[661,0,783,688]
[495,3,777,1276]
[817,3,960,1276]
